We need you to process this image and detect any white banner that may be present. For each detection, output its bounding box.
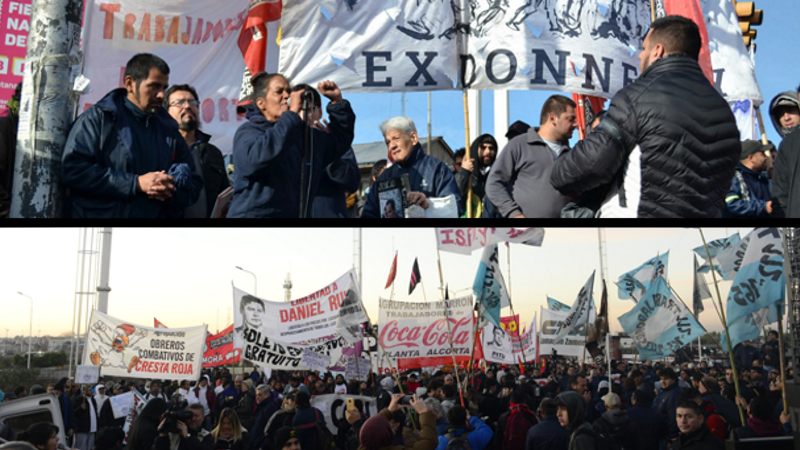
[555,271,596,341]
[79,0,281,154]
[378,296,474,370]
[75,365,100,385]
[233,270,367,348]
[109,391,134,420]
[240,330,348,370]
[436,227,544,255]
[279,1,648,96]
[704,0,763,104]
[481,315,536,365]
[311,394,377,435]
[83,310,205,381]
[539,308,587,357]
[301,348,331,373]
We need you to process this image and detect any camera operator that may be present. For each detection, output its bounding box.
[155,404,212,450]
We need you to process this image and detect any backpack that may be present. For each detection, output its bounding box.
[503,405,537,450]
[445,432,472,450]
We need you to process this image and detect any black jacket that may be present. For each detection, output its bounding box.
[668,427,723,450]
[0,113,17,217]
[772,129,800,217]
[626,405,667,450]
[190,130,230,217]
[551,54,740,218]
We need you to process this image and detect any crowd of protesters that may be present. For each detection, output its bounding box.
[0,336,794,450]
[1,15,799,219]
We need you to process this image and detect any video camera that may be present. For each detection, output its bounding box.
[160,408,194,434]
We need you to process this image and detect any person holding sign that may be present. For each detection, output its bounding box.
[227,73,355,218]
[361,116,461,218]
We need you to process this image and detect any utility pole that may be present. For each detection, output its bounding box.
[96,228,112,313]
[283,273,293,301]
[9,0,84,217]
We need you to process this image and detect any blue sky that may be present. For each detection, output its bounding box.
[342,2,799,150]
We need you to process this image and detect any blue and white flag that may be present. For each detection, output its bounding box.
[617,252,669,301]
[618,276,706,361]
[693,232,744,280]
[473,243,510,329]
[725,228,785,325]
[547,296,571,312]
[724,302,783,351]
[555,271,596,342]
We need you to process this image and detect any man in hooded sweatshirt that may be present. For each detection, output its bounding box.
[769,90,800,216]
[554,391,595,450]
[454,134,500,218]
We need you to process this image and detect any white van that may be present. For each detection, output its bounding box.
[0,394,67,447]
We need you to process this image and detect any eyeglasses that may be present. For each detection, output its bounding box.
[169,98,199,108]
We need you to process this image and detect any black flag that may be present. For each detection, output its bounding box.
[409,258,421,295]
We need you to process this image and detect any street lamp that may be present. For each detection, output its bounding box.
[235,266,258,295]
[16,291,32,369]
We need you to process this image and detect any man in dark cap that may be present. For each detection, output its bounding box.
[725,140,775,217]
[506,120,531,141]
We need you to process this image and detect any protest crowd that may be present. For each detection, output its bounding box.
[0,337,794,450]
[1,13,799,219]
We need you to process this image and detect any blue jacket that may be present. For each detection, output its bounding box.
[310,147,360,218]
[228,100,355,218]
[61,88,202,218]
[361,143,461,218]
[525,416,568,450]
[725,163,772,217]
[436,416,493,450]
[627,405,667,450]
[653,382,683,439]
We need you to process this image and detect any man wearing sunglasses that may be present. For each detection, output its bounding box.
[165,85,230,218]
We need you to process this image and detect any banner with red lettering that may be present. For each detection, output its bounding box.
[79,0,279,154]
[232,269,368,349]
[0,0,30,112]
[83,310,205,381]
[378,296,474,370]
[435,228,545,255]
[202,324,241,367]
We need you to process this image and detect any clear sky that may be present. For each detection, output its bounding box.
[0,227,756,340]
[340,1,799,150]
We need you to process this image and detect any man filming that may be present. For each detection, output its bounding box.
[155,404,212,450]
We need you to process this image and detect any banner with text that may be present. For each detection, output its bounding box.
[202,325,240,368]
[240,328,348,370]
[436,227,544,254]
[378,296,473,369]
[79,0,262,154]
[311,394,377,435]
[83,310,205,380]
[279,1,648,96]
[233,269,367,348]
[481,314,536,365]
[539,308,586,358]
[0,0,30,112]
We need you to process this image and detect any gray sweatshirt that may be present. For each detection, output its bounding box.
[486,128,571,218]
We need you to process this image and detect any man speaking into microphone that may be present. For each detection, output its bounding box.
[227,73,355,218]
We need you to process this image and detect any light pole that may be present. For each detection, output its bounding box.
[17,291,32,369]
[235,266,258,295]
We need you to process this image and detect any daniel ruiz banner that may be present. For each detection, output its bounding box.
[84,310,205,381]
[279,0,648,96]
[79,0,253,154]
[436,227,544,254]
[378,296,473,370]
[233,270,367,348]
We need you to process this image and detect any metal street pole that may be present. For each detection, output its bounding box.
[9,0,84,217]
[235,266,258,295]
[17,292,32,369]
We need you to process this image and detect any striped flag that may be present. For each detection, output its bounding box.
[409,258,421,295]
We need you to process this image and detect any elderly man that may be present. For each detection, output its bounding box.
[361,116,460,218]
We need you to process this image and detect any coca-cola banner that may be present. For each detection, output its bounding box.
[378,296,474,370]
[202,325,240,368]
[233,269,368,348]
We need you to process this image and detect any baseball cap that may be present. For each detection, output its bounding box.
[740,140,775,160]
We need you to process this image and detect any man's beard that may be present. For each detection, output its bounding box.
[180,116,198,132]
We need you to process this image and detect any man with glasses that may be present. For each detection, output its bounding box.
[165,85,230,218]
[62,53,202,218]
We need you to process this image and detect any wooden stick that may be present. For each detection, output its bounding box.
[463,89,473,218]
[434,232,466,406]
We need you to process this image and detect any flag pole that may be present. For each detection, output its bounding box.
[699,228,746,425]
[777,228,792,414]
[463,90,473,218]
[434,232,466,406]
[505,243,529,372]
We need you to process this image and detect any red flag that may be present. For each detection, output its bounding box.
[238,0,282,76]
[572,93,607,140]
[662,0,714,85]
[408,258,421,295]
[153,318,167,328]
[384,251,398,289]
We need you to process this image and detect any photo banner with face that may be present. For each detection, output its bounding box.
[618,276,706,360]
[78,0,280,154]
[232,269,368,348]
[435,227,544,254]
[538,307,586,357]
[83,310,206,380]
[279,1,649,96]
[378,296,474,370]
[481,314,536,365]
